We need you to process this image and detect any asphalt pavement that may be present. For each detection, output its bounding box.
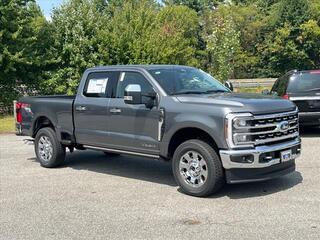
[0,129,319,240]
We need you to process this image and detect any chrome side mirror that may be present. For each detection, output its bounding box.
[124,84,142,104]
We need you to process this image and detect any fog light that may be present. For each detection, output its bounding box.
[235,134,250,143]
[230,155,254,164]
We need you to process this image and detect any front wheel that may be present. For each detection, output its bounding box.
[35,127,66,168]
[172,139,224,197]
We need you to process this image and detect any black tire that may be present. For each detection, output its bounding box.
[103,152,120,157]
[35,127,66,168]
[172,139,224,197]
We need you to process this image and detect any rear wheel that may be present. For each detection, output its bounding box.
[35,127,66,168]
[172,139,224,197]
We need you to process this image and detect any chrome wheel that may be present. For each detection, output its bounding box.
[38,136,53,162]
[179,151,208,188]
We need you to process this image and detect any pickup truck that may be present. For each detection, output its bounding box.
[16,65,301,197]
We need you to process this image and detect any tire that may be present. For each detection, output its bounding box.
[35,127,66,168]
[172,139,224,197]
[103,152,120,157]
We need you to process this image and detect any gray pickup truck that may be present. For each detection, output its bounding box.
[16,65,301,197]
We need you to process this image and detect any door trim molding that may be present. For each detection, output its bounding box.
[83,145,160,159]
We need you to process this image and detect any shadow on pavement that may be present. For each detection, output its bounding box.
[210,171,303,199]
[45,150,303,199]
[63,150,176,187]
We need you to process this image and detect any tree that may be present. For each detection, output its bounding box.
[202,5,240,81]
[0,0,50,111]
[163,0,219,13]
[43,0,110,94]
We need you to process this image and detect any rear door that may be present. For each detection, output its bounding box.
[74,71,119,146]
[288,71,320,112]
[105,71,161,155]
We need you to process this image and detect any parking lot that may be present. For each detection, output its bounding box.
[0,131,319,240]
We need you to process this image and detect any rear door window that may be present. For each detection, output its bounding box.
[287,72,320,93]
[83,71,119,97]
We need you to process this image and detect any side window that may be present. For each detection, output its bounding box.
[84,71,119,97]
[271,74,289,96]
[116,72,154,98]
[271,78,280,94]
[277,75,289,96]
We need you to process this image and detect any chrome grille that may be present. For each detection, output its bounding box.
[226,109,299,148]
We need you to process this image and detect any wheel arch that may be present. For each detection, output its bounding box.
[32,116,55,138]
[164,127,220,159]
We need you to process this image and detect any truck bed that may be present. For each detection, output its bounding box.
[18,95,76,138]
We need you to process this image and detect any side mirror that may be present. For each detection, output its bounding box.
[224,81,234,91]
[262,89,270,95]
[124,84,142,104]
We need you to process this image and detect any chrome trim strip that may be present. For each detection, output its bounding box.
[158,108,165,141]
[299,111,320,115]
[235,119,298,130]
[290,96,320,101]
[235,125,298,136]
[220,138,301,169]
[251,109,298,120]
[83,145,159,159]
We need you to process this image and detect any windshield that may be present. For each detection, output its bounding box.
[147,67,230,95]
[287,72,320,93]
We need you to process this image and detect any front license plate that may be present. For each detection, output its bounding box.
[281,149,292,162]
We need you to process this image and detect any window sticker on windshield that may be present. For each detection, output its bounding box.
[87,78,108,94]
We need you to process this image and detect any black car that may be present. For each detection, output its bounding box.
[270,69,320,126]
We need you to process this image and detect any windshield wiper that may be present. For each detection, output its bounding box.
[204,89,228,94]
[172,90,207,95]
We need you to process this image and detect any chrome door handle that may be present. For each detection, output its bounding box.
[76,106,87,111]
[110,108,121,114]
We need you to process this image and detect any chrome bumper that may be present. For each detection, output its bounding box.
[219,138,301,169]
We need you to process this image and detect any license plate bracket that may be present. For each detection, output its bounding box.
[281,149,292,162]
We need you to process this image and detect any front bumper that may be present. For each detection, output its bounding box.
[219,138,301,183]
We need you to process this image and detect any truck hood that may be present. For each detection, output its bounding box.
[175,92,296,114]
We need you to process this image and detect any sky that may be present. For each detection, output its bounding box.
[36,0,163,21]
[36,0,64,20]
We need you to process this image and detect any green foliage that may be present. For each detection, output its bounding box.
[0,0,320,104]
[44,0,200,94]
[202,5,240,81]
[163,0,219,13]
[0,0,51,107]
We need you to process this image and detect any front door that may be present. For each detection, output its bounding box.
[106,71,160,155]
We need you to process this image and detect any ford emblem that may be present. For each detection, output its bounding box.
[278,121,289,132]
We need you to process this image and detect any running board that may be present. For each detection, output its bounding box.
[83,145,160,159]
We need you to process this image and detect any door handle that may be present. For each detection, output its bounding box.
[75,106,87,111]
[110,108,121,114]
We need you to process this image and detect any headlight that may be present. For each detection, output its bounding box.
[233,118,248,128]
[225,113,254,148]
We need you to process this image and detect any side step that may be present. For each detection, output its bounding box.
[83,145,160,159]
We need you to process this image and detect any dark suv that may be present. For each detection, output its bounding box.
[270,70,320,127]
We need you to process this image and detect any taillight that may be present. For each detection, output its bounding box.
[282,94,289,100]
[16,102,30,123]
[310,70,320,74]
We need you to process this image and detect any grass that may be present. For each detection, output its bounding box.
[0,115,15,133]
